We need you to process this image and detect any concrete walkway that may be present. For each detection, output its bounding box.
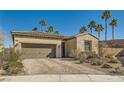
[0,74,124,82]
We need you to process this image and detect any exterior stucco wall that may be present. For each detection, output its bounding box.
[76,34,98,54]
[13,36,62,57]
[65,38,77,57]
[102,48,123,56]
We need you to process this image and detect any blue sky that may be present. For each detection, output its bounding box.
[0,10,124,48]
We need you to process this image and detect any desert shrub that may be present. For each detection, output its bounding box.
[6,61,23,75]
[1,62,9,70]
[8,49,20,62]
[76,51,98,63]
[3,48,24,75]
[80,51,98,59]
[108,56,121,64]
[101,56,122,72]
[92,61,102,65]
[109,57,118,63]
[91,59,102,66]
[77,52,88,63]
[87,51,98,58]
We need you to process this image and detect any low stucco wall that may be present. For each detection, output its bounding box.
[102,48,123,56]
[14,36,62,58]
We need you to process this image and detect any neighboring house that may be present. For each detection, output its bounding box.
[11,31,98,58]
[100,39,124,48]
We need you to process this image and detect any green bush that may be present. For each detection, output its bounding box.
[8,49,20,62]
[6,60,23,75]
[92,60,102,66]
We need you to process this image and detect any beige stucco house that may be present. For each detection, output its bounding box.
[12,31,98,59]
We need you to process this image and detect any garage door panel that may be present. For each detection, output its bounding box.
[22,43,56,58]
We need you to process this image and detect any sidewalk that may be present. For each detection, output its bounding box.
[0,74,124,82]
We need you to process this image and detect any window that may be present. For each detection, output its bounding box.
[84,40,92,51]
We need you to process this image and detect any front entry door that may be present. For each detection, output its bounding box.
[62,42,65,57]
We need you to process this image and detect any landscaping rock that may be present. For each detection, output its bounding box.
[0,69,7,75]
[101,63,112,68]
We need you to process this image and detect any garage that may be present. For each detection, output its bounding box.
[21,43,56,59]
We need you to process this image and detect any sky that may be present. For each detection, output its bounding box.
[0,10,124,48]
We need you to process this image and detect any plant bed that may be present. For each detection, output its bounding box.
[0,48,24,76]
[80,56,124,75]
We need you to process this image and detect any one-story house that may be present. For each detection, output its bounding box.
[11,30,99,58]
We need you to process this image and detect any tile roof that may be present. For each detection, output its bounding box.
[12,32,73,40]
[75,32,99,40]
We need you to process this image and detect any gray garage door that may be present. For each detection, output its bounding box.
[22,43,56,59]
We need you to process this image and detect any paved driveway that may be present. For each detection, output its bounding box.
[22,58,106,75]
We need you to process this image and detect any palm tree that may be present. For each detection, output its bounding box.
[80,26,87,33]
[32,27,38,32]
[39,19,46,31]
[95,24,104,39]
[109,18,117,40]
[101,10,112,41]
[88,20,96,33]
[47,26,54,33]
[54,31,60,35]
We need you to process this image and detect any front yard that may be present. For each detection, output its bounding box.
[0,48,124,76]
[22,58,112,75]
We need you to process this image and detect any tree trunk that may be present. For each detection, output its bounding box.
[98,31,100,40]
[112,26,114,40]
[105,19,107,41]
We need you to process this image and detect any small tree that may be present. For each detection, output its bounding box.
[45,26,54,33]
[80,26,87,33]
